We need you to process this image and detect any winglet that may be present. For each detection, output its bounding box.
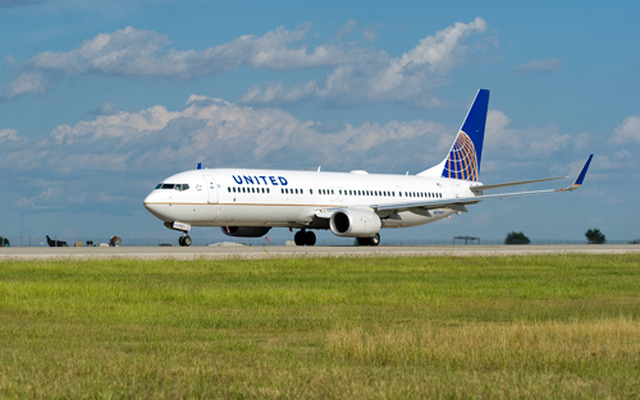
[560,154,593,191]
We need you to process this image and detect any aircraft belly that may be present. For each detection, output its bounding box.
[382,209,454,228]
[214,204,311,227]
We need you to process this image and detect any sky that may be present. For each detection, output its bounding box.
[1,0,639,246]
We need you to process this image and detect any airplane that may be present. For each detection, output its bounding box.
[143,89,593,247]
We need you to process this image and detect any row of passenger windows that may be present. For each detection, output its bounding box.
[228,186,271,194]
[225,186,442,199]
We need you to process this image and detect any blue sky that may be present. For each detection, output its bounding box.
[1,0,639,245]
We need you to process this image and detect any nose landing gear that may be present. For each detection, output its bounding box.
[178,234,192,247]
[164,221,193,247]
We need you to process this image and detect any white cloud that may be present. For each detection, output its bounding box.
[610,116,640,144]
[25,25,343,81]
[513,58,563,74]
[483,109,573,174]
[3,93,602,212]
[0,128,20,141]
[8,19,488,106]
[2,72,48,99]
[1,94,448,185]
[4,94,592,185]
[361,24,383,42]
[241,17,488,106]
[91,102,119,116]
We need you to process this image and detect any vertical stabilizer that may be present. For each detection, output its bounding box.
[419,89,489,181]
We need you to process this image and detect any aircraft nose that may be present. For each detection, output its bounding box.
[143,191,170,220]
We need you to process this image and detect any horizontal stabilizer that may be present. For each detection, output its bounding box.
[470,176,567,194]
[375,154,593,218]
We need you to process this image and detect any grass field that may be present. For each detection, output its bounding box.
[1,254,639,399]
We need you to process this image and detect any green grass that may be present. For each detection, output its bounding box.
[1,254,639,399]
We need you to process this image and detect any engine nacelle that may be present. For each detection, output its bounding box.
[329,208,382,237]
[221,226,271,238]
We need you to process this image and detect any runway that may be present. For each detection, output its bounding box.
[2,244,639,260]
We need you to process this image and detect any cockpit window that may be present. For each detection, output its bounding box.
[155,183,190,191]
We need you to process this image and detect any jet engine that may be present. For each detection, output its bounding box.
[221,226,271,237]
[329,208,382,237]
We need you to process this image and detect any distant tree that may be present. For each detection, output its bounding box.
[504,231,530,245]
[585,229,606,244]
[0,236,9,247]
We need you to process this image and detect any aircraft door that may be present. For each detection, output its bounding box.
[203,175,218,203]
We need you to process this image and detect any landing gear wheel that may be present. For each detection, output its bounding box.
[304,230,316,246]
[356,233,380,246]
[294,229,316,246]
[179,235,192,247]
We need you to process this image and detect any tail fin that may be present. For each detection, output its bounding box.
[419,89,489,181]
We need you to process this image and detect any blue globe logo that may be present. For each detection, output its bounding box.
[443,131,478,181]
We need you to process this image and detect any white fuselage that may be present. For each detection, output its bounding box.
[143,167,478,229]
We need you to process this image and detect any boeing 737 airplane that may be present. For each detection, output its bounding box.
[144,89,593,247]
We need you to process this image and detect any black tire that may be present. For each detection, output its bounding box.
[179,235,192,247]
[183,235,192,247]
[304,231,316,246]
[356,233,380,246]
[294,231,305,246]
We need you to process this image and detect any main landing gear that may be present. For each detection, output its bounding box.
[356,233,380,246]
[294,229,316,246]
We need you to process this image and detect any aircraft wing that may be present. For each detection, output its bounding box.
[313,155,593,221]
[375,154,593,217]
